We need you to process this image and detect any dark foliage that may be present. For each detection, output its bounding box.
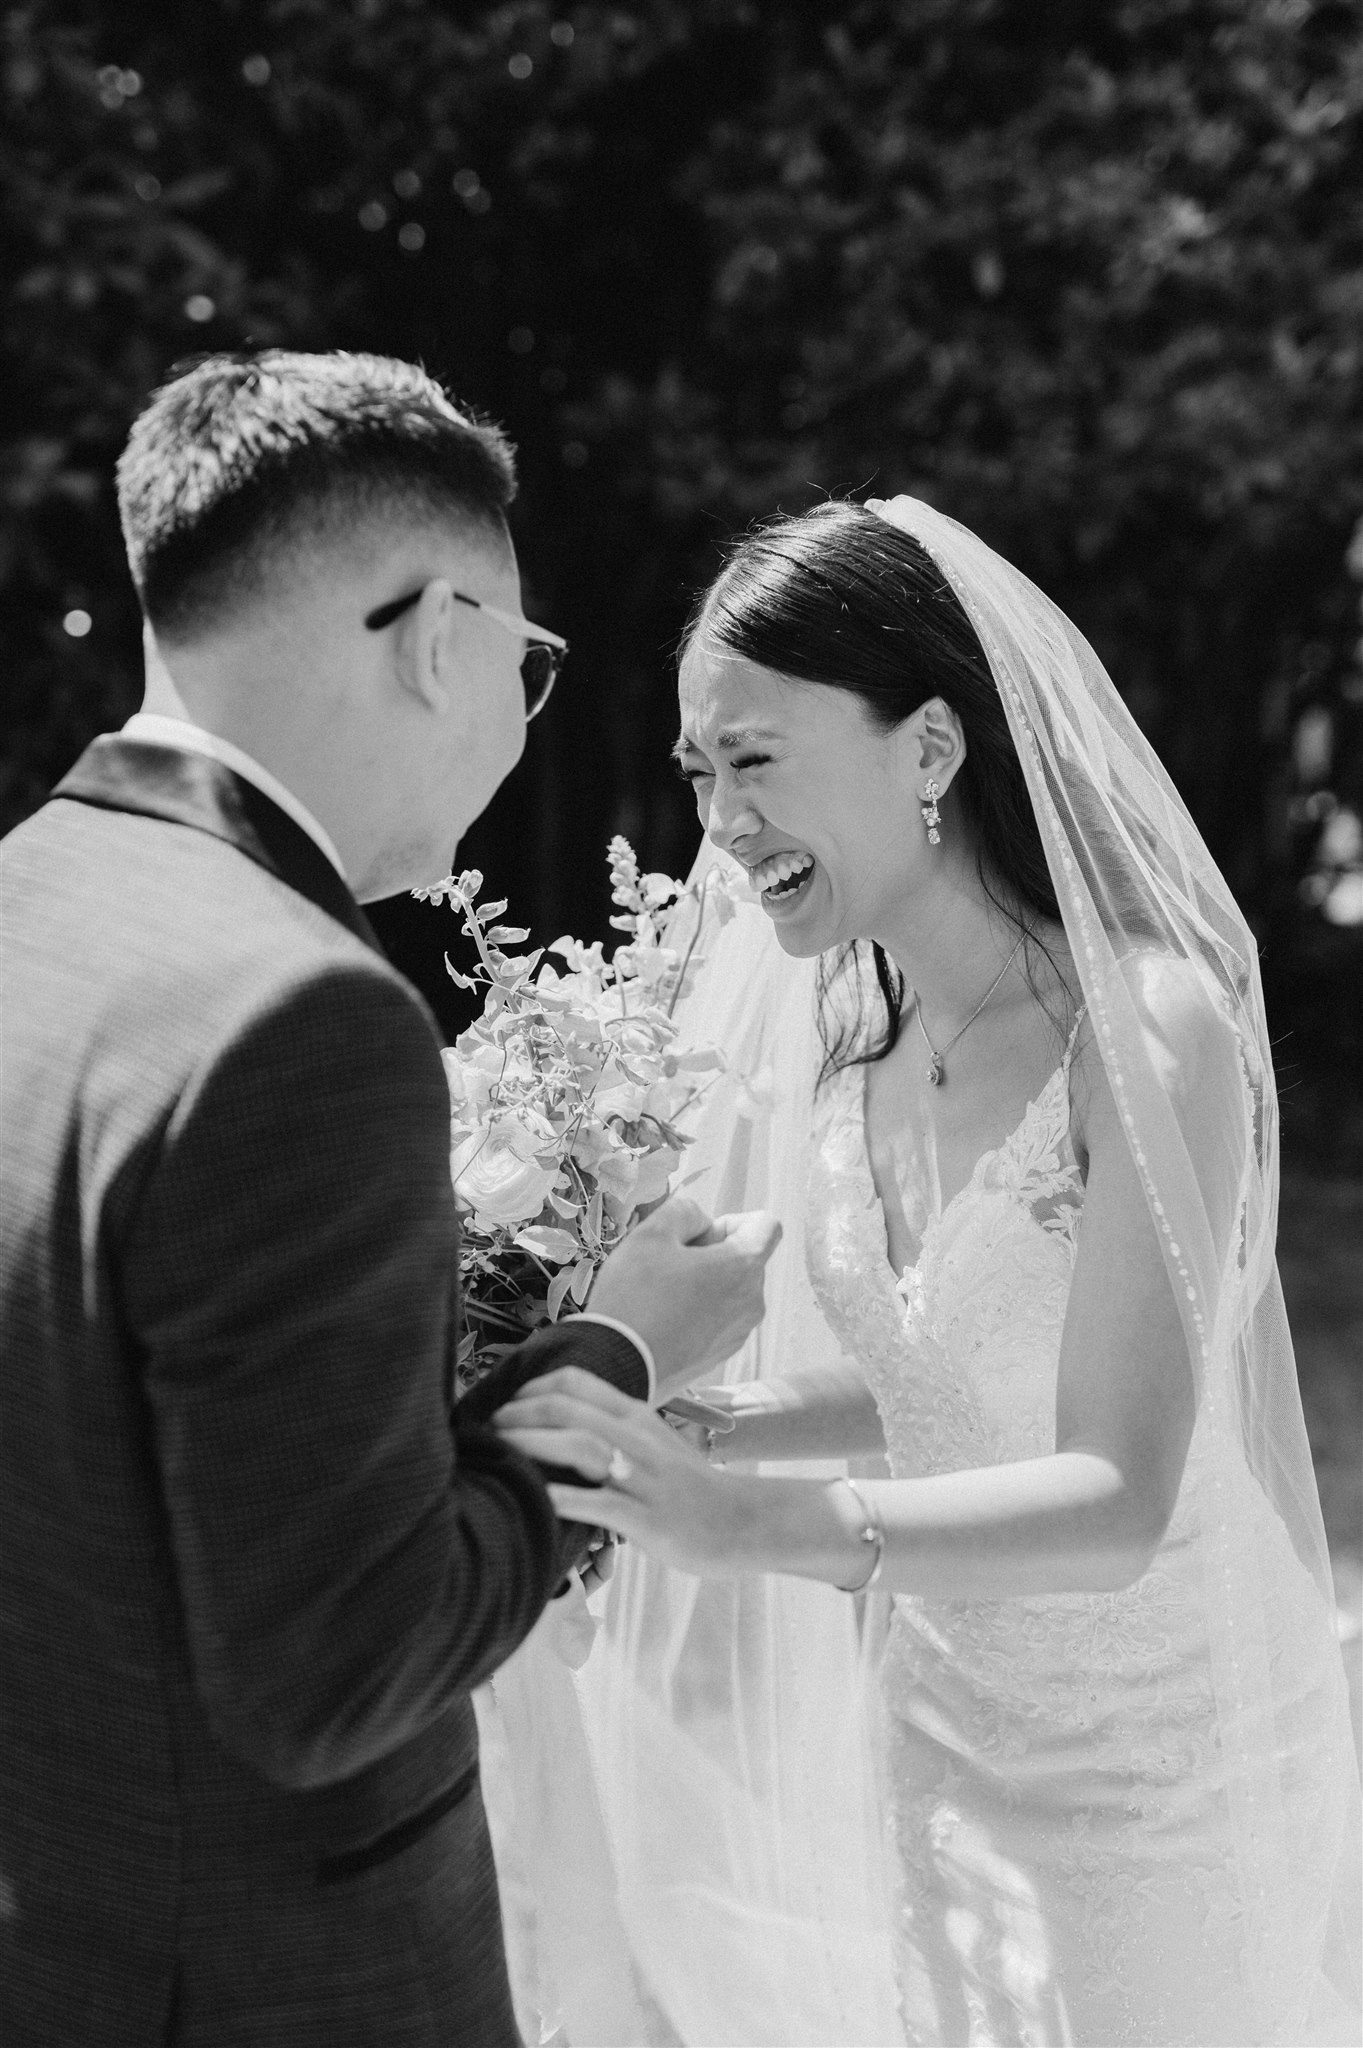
[3,0,1361,1160]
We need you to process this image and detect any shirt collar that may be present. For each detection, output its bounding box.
[121,713,348,882]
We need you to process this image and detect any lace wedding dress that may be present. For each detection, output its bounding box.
[804,1016,1352,2048]
[478,493,1360,2048]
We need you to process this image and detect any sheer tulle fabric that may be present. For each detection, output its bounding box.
[870,497,1360,2041]
[477,907,903,2046]
[476,498,1361,2046]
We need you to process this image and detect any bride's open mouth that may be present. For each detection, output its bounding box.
[749,850,817,910]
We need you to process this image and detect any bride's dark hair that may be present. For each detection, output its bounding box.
[684,499,1066,1075]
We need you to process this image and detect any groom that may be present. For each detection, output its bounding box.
[0,350,777,2046]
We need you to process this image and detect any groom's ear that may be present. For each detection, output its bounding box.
[394,579,455,714]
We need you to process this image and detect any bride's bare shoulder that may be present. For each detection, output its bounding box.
[1070,945,1251,1150]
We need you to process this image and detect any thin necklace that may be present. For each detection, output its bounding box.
[912,937,1026,1087]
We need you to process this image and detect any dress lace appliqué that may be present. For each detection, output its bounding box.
[803,1045,1334,2047]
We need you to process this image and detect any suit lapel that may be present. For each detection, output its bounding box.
[54,734,381,953]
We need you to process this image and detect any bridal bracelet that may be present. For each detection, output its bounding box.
[836,1477,885,1592]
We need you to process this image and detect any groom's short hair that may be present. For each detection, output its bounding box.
[117,350,517,641]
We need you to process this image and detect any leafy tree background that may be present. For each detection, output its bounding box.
[3,0,1362,1167]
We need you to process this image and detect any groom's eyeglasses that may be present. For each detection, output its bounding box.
[364,585,566,721]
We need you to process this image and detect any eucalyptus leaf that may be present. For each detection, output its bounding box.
[546,1266,575,1322]
[568,1256,596,1306]
[513,1224,580,1264]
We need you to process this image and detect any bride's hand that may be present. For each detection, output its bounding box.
[491,1367,743,1577]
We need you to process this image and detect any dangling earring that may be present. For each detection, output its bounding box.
[920,779,942,846]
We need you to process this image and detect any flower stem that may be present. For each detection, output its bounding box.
[667,870,710,1019]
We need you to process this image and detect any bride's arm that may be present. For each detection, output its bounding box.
[733,1051,1196,1595]
[496,1043,1197,1600]
[674,1364,886,1462]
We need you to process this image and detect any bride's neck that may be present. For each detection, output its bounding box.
[873,857,1033,1030]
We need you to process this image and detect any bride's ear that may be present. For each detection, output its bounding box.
[906,696,966,790]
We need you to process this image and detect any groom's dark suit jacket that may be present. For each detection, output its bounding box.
[0,735,646,2047]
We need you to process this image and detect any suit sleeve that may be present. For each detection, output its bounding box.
[457,1316,650,1427]
[457,1315,653,1586]
[123,961,562,1790]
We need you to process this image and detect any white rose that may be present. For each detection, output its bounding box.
[451,1128,559,1227]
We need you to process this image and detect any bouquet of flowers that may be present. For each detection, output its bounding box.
[414,838,739,1391]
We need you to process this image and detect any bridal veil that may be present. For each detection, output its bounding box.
[478,496,1361,2047]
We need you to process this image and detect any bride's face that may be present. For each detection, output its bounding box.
[676,637,929,957]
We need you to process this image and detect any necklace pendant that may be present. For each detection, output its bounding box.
[927,1055,943,1087]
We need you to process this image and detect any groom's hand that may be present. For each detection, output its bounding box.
[589,1195,781,1402]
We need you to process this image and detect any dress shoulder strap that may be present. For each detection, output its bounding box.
[1061,1002,1089,1076]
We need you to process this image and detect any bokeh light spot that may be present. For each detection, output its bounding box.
[63,609,92,638]
[97,64,142,108]
[184,294,215,323]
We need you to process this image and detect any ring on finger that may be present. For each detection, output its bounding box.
[606,1447,632,1485]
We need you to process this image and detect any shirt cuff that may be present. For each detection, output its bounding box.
[572,1312,656,1403]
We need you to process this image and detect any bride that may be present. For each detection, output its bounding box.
[486,495,1362,2047]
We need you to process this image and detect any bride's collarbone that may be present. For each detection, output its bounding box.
[864,993,1079,1219]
